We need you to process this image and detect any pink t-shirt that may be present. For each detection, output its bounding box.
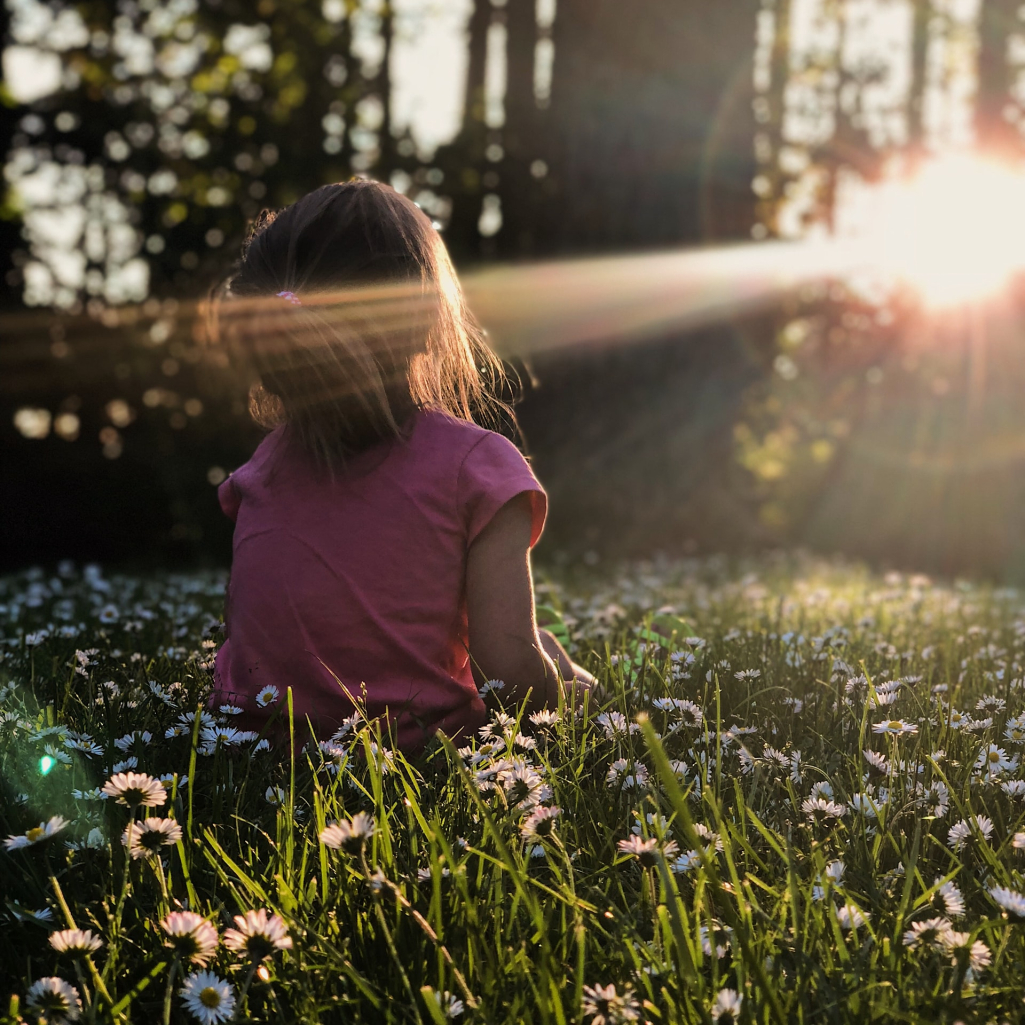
[212,410,546,752]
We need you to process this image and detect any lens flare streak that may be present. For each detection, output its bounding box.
[461,240,854,356]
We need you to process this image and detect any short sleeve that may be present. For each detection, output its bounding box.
[218,476,241,522]
[458,432,547,549]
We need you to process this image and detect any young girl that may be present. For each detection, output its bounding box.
[208,179,592,753]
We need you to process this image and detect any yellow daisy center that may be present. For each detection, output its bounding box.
[26,827,45,843]
[990,751,1001,762]
[888,721,902,731]
[200,987,221,1008]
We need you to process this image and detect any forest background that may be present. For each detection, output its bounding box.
[4,0,1025,582]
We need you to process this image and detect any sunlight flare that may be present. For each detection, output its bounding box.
[850,154,1025,308]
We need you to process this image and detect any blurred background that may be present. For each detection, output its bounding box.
[6,0,1025,580]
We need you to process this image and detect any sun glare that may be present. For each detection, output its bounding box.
[854,154,1025,308]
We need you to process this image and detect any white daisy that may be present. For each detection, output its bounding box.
[932,878,965,918]
[848,793,883,818]
[596,711,638,738]
[179,970,235,1024]
[66,827,106,851]
[977,695,1006,713]
[428,990,466,1019]
[989,885,1025,918]
[872,719,918,736]
[319,811,376,853]
[158,772,187,792]
[801,797,847,822]
[71,787,108,802]
[1003,724,1025,745]
[940,931,991,973]
[528,709,561,728]
[25,977,82,1024]
[916,780,949,818]
[101,772,167,808]
[97,604,119,624]
[63,738,103,762]
[479,712,516,740]
[675,699,704,727]
[700,924,733,958]
[166,711,216,740]
[902,917,953,949]
[616,836,661,867]
[947,815,994,851]
[4,816,70,850]
[965,716,994,733]
[121,817,182,859]
[477,679,505,698]
[255,685,280,707]
[581,983,640,1025]
[42,745,72,766]
[49,929,103,954]
[862,749,890,778]
[160,911,219,965]
[199,725,245,751]
[223,909,292,961]
[113,730,152,752]
[811,859,846,901]
[9,904,55,926]
[670,850,702,873]
[761,746,790,771]
[520,805,562,840]
[605,758,649,791]
[975,744,1017,777]
[711,988,742,1023]
[836,903,870,930]
[724,724,757,743]
[690,823,723,853]
[499,762,548,809]
[368,742,397,774]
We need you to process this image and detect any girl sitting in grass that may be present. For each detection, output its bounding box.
[207,179,592,752]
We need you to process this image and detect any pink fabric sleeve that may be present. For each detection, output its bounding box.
[458,432,547,549]
[218,476,241,522]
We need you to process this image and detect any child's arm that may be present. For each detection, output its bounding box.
[466,493,572,711]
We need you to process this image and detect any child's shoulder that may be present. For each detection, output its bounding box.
[246,424,289,469]
[415,409,512,457]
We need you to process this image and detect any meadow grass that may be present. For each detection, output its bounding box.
[3,552,1025,1024]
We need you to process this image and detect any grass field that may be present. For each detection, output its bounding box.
[4,553,1025,1024]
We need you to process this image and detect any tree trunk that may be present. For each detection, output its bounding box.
[907,0,931,157]
[976,0,1020,156]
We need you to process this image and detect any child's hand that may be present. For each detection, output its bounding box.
[565,673,608,707]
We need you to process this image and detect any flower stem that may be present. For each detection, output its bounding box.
[360,854,423,1024]
[162,959,178,1025]
[231,962,258,1023]
[50,874,115,1007]
[105,816,135,985]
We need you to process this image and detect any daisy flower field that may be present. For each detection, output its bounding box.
[5,553,1025,1023]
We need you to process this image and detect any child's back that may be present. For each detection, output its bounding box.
[214,409,545,749]
[208,179,589,752]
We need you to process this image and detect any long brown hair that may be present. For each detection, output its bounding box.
[206,180,514,468]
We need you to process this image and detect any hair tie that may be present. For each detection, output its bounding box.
[276,290,301,306]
